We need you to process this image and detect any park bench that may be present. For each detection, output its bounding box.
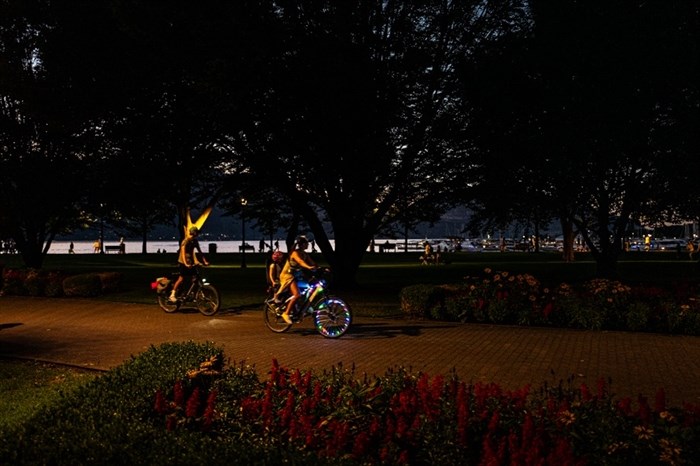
[377,242,396,253]
[105,245,122,253]
[239,244,255,252]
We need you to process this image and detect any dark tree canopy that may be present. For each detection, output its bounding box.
[2,0,698,282]
[460,0,700,276]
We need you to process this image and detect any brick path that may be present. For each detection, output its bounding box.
[1,296,699,407]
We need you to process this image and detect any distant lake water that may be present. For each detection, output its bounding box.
[45,238,439,255]
[48,240,293,255]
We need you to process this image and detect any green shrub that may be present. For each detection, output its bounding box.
[98,271,123,293]
[625,301,653,332]
[62,273,103,297]
[0,341,225,465]
[399,284,444,319]
[44,271,68,297]
[402,271,700,336]
[684,311,700,335]
[662,301,700,335]
[442,286,471,321]
[486,295,512,323]
[559,298,603,330]
[23,269,47,296]
[0,269,120,297]
[0,268,28,296]
[582,278,632,330]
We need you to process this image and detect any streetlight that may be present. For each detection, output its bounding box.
[240,198,248,269]
[99,203,105,254]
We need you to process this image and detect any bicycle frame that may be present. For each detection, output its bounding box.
[264,269,352,338]
[154,266,220,316]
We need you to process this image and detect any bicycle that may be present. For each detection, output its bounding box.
[263,268,352,338]
[152,265,221,316]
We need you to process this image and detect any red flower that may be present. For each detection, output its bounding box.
[542,301,554,318]
[617,397,633,416]
[186,387,201,418]
[153,389,168,415]
[637,395,651,424]
[202,390,217,430]
[654,387,666,413]
[351,431,371,459]
[596,377,607,399]
[580,383,592,401]
[173,380,185,407]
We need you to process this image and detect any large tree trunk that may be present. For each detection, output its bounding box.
[594,252,619,278]
[560,217,576,263]
[579,217,622,279]
[12,223,54,269]
[300,202,368,290]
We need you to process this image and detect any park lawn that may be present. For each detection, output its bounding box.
[0,358,99,433]
[1,250,698,317]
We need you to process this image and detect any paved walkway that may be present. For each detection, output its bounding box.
[1,296,699,407]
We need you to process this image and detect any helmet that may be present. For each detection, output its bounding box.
[271,250,284,262]
[189,226,199,235]
[295,235,308,246]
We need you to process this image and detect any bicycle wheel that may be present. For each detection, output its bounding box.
[157,293,180,313]
[313,297,352,338]
[196,284,221,316]
[263,300,292,333]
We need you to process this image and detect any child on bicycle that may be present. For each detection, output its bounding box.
[267,250,286,297]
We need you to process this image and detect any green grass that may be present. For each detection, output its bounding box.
[0,359,99,433]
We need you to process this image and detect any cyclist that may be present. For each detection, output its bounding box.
[169,226,209,302]
[274,235,318,323]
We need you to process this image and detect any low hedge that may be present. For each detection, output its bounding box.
[0,267,122,298]
[399,268,700,335]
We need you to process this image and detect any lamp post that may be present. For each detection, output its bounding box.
[240,198,248,269]
[99,203,105,254]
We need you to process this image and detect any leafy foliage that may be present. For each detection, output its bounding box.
[1,343,699,464]
[403,268,700,335]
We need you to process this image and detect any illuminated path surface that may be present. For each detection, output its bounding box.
[1,296,699,407]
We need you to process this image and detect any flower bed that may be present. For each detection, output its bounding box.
[3,343,699,464]
[400,268,700,335]
[154,356,700,465]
